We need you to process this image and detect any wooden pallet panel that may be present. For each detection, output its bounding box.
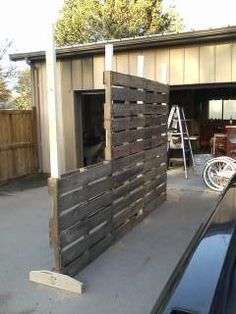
[50,71,169,277]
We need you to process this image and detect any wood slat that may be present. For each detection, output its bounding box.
[60,206,112,249]
[112,87,146,102]
[60,221,88,248]
[144,144,167,160]
[89,234,113,262]
[113,198,144,229]
[60,162,111,195]
[144,163,167,182]
[112,129,145,146]
[113,176,144,200]
[113,187,144,215]
[145,193,166,213]
[62,251,90,276]
[61,236,88,266]
[112,104,168,118]
[112,103,145,117]
[144,154,166,171]
[144,183,166,204]
[113,209,145,240]
[145,114,167,126]
[112,151,144,172]
[145,92,168,104]
[109,71,169,93]
[112,163,143,189]
[89,223,112,248]
[145,104,169,115]
[112,126,166,147]
[144,174,167,194]
[59,192,112,230]
[112,116,146,131]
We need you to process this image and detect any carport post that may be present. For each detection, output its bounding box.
[105,44,113,71]
[46,25,61,179]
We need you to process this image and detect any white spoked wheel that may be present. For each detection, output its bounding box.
[202,157,236,191]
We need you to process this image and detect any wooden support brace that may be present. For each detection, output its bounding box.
[29,270,85,295]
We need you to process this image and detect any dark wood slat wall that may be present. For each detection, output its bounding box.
[50,71,169,276]
[57,162,113,275]
[106,71,168,240]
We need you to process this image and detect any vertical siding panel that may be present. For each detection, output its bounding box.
[184,47,199,84]
[32,65,43,172]
[93,55,105,89]
[38,63,50,173]
[129,51,138,76]
[144,49,155,80]
[61,60,77,171]
[72,59,83,90]
[116,52,129,74]
[199,45,215,83]
[155,49,169,84]
[232,42,236,81]
[112,54,117,72]
[82,58,93,89]
[215,43,232,82]
[56,62,66,173]
[169,48,184,85]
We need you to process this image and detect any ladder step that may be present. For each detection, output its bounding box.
[172,118,188,122]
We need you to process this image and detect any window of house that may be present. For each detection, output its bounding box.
[223,100,236,120]
[209,100,222,119]
[209,99,236,120]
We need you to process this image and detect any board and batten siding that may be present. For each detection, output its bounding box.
[33,63,50,173]
[69,42,236,90]
[34,41,236,173]
[33,62,66,173]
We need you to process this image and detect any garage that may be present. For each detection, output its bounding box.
[10,25,236,174]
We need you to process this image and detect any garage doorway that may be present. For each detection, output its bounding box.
[170,83,236,153]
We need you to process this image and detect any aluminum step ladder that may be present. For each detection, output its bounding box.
[167,105,195,179]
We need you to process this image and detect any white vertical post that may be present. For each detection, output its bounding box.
[137,55,144,78]
[46,24,61,178]
[105,44,113,71]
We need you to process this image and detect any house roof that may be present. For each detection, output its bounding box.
[9,25,236,62]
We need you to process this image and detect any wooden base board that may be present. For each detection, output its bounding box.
[29,270,84,294]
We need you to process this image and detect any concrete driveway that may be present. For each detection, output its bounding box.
[0,169,218,314]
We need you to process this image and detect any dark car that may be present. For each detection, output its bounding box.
[151,175,236,314]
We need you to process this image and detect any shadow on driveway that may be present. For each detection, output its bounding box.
[0,173,49,195]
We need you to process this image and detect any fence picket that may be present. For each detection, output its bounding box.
[0,109,38,181]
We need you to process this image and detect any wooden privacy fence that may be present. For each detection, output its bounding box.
[49,71,169,276]
[0,109,38,181]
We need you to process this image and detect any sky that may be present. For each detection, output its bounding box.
[166,0,236,30]
[1,0,236,63]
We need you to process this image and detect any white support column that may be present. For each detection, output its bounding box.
[137,55,144,78]
[105,44,113,71]
[46,25,61,178]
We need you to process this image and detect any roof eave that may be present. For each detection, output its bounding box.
[9,26,236,62]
